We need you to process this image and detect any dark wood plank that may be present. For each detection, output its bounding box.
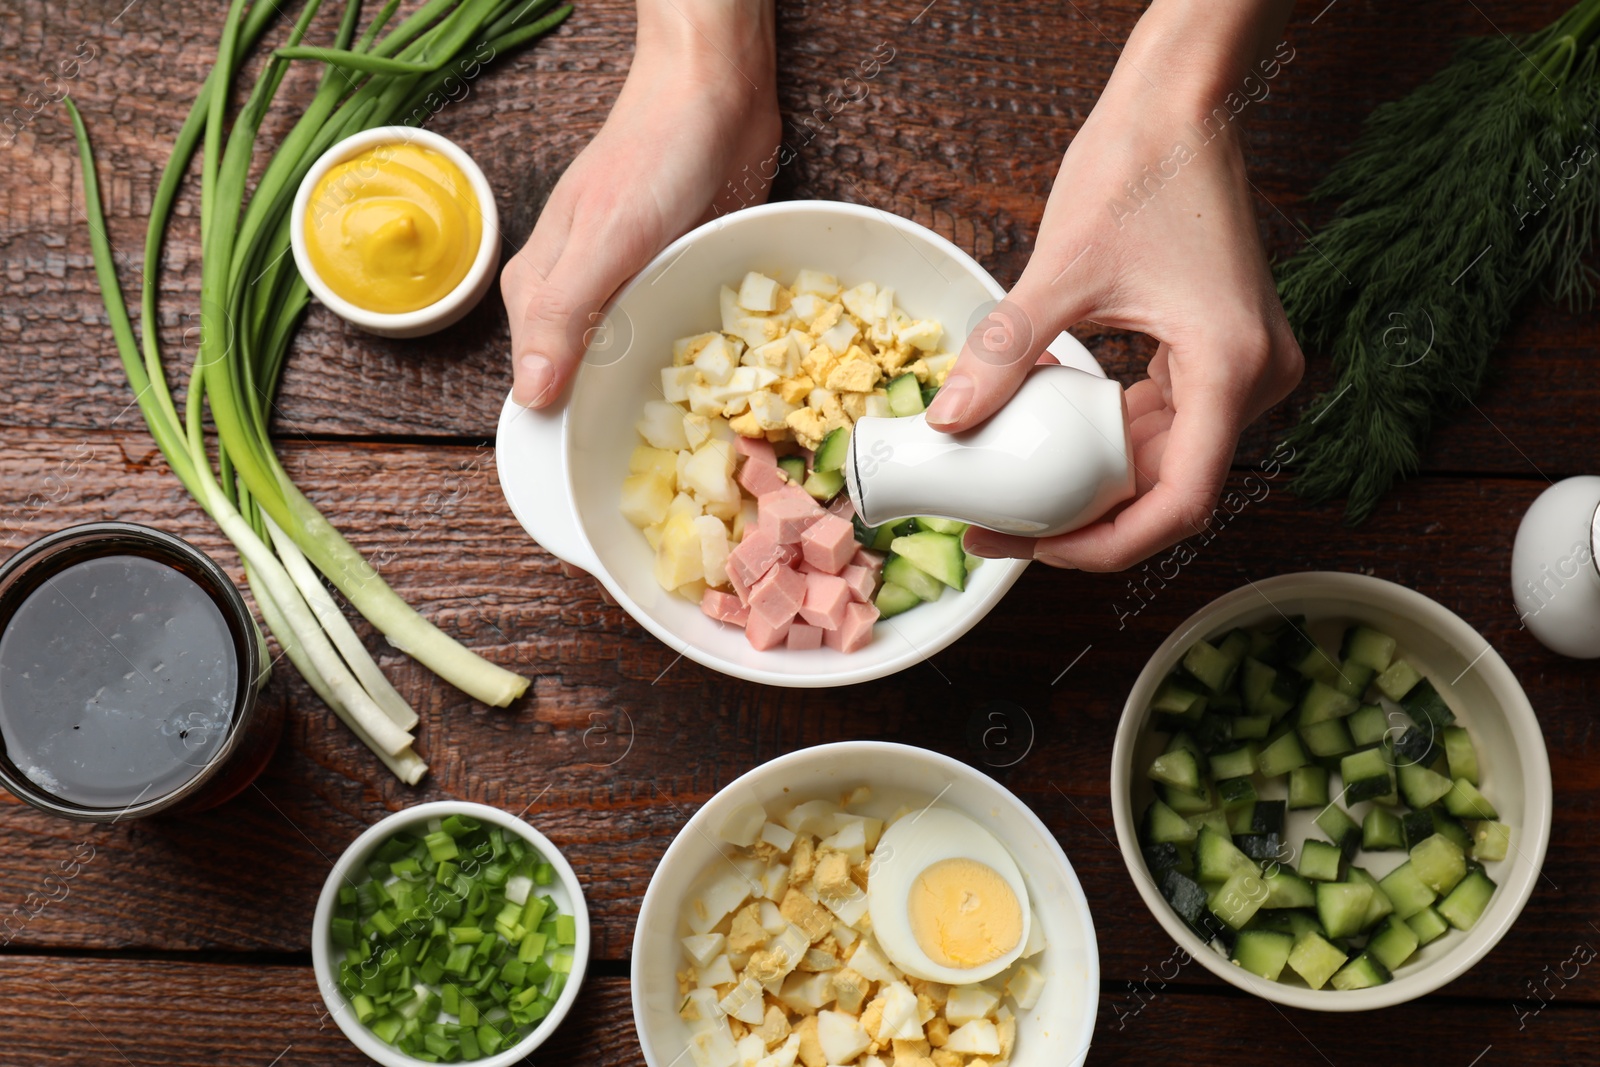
[0,962,1596,1066]
[1,0,1594,484]
[0,429,1595,1007]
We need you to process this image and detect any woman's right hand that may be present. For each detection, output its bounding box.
[501,0,780,409]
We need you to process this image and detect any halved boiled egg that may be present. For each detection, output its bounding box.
[865,807,1031,985]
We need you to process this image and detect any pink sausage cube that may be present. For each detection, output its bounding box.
[734,435,777,466]
[786,623,824,650]
[822,601,880,653]
[827,494,856,522]
[799,572,852,630]
[701,588,750,627]
[738,457,789,498]
[727,528,782,593]
[801,513,856,574]
[748,563,807,628]
[759,485,825,544]
[777,543,803,568]
[746,613,791,651]
[851,548,885,572]
[841,564,877,604]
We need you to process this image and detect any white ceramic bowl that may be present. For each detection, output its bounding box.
[291,125,500,338]
[1110,572,1553,1011]
[496,200,1110,687]
[311,801,591,1066]
[631,741,1100,1067]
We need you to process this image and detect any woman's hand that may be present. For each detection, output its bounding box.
[928,0,1303,572]
[501,1,779,408]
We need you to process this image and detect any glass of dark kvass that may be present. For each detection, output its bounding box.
[0,523,280,820]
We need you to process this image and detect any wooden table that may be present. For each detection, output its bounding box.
[3,0,1597,1062]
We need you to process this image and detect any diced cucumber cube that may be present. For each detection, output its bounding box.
[882,554,944,602]
[1299,718,1355,757]
[1288,765,1330,810]
[1212,869,1268,930]
[1391,726,1436,768]
[1261,868,1316,909]
[1297,680,1359,725]
[888,532,966,590]
[1437,868,1497,931]
[1362,807,1405,851]
[1241,657,1288,716]
[1258,731,1309,778]
[1148,749,1203,795]
[1375,658,1423,702]
[1151,677,1206,716]
[1287,931,1348,990]
[1377,860,1437,920]
[1209,744,1258,781]
[1142,800,1197,845]
[1231,714,1272,740]
[886,373,925,416]
[777,455,807,484]
[1339,747,1395,804]
[1315,804,1361,860]
[1367,915,1420,972]
[1409,834,1468,896]
[1406,906,1450,946]
[1442,726,1480,784]
[802,468,845,501]
[1231,929,1294,980]
[1472,821,1511,863]
[1316,881,1375,940]
[1398,760,1454,809]
[1443,778,1498,821]
[1196,827,1259,883]
[1342,625,1398,673]
[1347,704,1389,748]
[1218,777,1258,812]
[812,427,850,473]
[1400,810,1435,850]
[1228,801,1257,833]
[1158,869,1211,934]
[1299,839,1343,882]
[1292,640,1343,684]
[1430,809,1472,852]
[1400,678,1456,729]
[1331,662,1376,701]
[1161,781,1216,814]
[1330,951,1392,990]
[874,581,922,619]
[913,515,967,535]
[1187,809,1230,840]
[1183,639,1239,694]
[1346,866,1395,930]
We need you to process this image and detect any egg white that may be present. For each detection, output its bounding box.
[865,806,1032,985]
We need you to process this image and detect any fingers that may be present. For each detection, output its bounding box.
[925,279,1094,432]
[502,197,649,409]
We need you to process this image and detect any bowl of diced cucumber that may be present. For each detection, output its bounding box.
[311,801,591,1065]
[1110,571,1552,1010]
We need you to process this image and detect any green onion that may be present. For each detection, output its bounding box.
[333,818,577,1059]
[66,0,573,781]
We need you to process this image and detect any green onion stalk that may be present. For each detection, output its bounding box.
[67,0,572,782]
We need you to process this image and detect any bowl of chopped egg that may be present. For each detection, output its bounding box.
[631,740,1100,1067]
[496,200,1111,687]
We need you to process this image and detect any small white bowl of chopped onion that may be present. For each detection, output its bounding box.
[632,741,1100,1067]
[496,200,1110,687]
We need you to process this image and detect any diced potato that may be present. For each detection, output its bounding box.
[667,491,700,520]
[703,493,741,522]
[817,1010,871,1064]
[732,499,759,542]
[793,269,840,297]
[638,400,690,450]
[630,444,677,481]
[944,1020,1000,1056]
[684,445,739,502]
[738,271,782,312]
[620,471,673,528]
[676,579,707,603]
[643,523,665,550]
[654,513,704,590]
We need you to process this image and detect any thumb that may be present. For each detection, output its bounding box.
[925,280,1090,432]
[504,237,643,409]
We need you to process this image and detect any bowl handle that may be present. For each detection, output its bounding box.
[495,393,601,576]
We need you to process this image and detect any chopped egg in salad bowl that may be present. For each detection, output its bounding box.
[631,741,1100,1067]
[496,201,1109,687]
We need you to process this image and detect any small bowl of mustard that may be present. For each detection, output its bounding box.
[291,126,500,339]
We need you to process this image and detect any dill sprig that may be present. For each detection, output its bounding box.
[1277,0,1600,521]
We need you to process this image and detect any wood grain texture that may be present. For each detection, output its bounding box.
[0,428,1595,1011]
[1,0,1594,483]
[2,963,1598,1067]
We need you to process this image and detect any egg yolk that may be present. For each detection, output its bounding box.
[303,143,482,314]
[906,857,1023,970]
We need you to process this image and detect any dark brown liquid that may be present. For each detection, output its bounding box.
[0,554,237,808]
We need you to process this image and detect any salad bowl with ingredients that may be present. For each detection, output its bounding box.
[496,200,1109,686]
[632,741,1100,1067]
[1111,572,1552,1010]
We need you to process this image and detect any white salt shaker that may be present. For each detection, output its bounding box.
[1511,475,1600,658]
[844,364,1136,537]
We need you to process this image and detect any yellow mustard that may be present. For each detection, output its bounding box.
[304,142,483,314]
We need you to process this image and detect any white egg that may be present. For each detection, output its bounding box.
[865,807,1032,984]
